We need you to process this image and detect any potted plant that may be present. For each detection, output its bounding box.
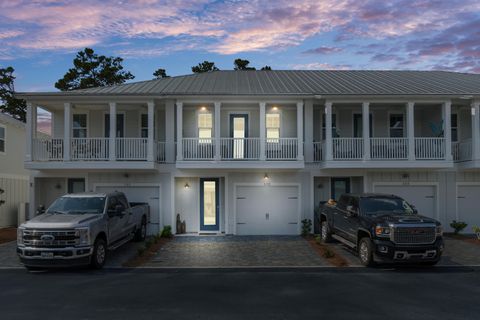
[473,226,480,240]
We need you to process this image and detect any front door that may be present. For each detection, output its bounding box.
[200,178,220,231]
[230,114,248,159]
[67,178,85,194]
[104,114,125,137]
[331,177,351,200]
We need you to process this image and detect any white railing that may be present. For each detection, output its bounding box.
[220,138,260,160]
[71,138,109,161]
[156,141,166,162]
[370,138,408,160]
[182,138,215,160]
[266,138,298,160]
[32,138,63,161]
[332,138,363,160]
[116,138,148,160]
[452,139,472,162]
[313,141,324,162]
[415,137,445,160]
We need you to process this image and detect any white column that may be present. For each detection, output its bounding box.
[325,101,333,161]
[296,101,304,161]
[147,101,155,162]
[165,100,175,163]
[362,102,370,161]
[176,101,183,161]
[259,102,266,160]
[109,102,116,161]
[472,102,480,160]
[443,101,452,161]
[406,102,415,161]
[214,102,221,160]
[25,102,33,161]
[64,102,72,161]
[304,99,314,162]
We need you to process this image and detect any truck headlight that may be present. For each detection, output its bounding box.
[436,226,443,237]
[17,227,24,246]
[375,226,391,237]
[75,228,90,246]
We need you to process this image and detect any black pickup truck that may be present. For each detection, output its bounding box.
[316,193,444,266]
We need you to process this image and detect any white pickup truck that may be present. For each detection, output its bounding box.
[17,191,148,270]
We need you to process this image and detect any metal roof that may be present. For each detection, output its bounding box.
[18,70,480,97]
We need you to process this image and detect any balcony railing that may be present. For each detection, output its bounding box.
[333,138,364,160]
[116,138,148,160]
[182,138,215,160]
[266,138,298,160]
[220,137,260,160]
[415,137,445,160]
[71,138,109,161]
[313,141,324,161]
[156,141,166,162]
[32,138,63,161]
[452,140,472,162]
[370,138,408,160]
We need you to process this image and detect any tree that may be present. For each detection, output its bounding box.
[55,48,134,91]
[0,66,26,122]
[234,59,256,70]
[261,66,272,70]
[153,68,169,79]
[191,61,219,73]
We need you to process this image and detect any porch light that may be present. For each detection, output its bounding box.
[184,182,190,189]
[272,106,278,111]
[264,173,269,181]
[200,106,207,111]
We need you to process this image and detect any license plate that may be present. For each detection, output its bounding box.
[41,252,54,258]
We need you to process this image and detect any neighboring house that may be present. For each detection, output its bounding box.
[17,70,480,235]
[0,113,29,227]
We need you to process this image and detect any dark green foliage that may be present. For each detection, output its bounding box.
[191,61,219,73]
[55,48,134,91]
[234,59,256,70]
[323,248,335,258]
[261,66,272,70]
[0,67,26,122]
[450,220,468,234]
[153,68,169,79]
[301,219,312,236]
[161,225,173,238]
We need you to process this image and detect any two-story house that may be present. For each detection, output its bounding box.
[0,113,30,228]
[18,70,480,235]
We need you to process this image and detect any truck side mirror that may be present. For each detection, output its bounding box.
[115,204,124,215]
[37,205,46,215]
[346,205,358,217]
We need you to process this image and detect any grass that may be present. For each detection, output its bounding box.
[0,227,17,245]
[304,235,349,267]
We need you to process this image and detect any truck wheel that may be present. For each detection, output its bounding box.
[90,238,107,269]
[321,221,332,243]
[358,237,375,267]
[134,217,147,242]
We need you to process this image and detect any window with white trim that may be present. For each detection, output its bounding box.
[0,125,5,153]
[451,114,458,142]
[141,114,148,138]
[198,111,213,143]
[321,114,337,139]
[266,113,280,143]
[389,114,404,137]
[72,114,87,138]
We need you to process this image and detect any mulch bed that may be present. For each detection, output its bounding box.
[304,235,349,267]
[445,233,480,247]
[0,227,17,245]
[123,237,171,267]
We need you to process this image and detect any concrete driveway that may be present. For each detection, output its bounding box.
[146,236,328,268]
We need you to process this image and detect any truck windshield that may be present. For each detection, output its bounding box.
[47,197,106,214]
[359,197,415,215]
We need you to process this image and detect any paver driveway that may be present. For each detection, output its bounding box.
[145,236,328,267]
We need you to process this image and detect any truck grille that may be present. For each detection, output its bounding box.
[392,226,436,244]
[23,229,79,248]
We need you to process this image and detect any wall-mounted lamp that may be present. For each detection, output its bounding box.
[200,106,207,111]
[264,173,269,181]
[184,182,190,189]
[55,183,62,190]
[272,106,278,111]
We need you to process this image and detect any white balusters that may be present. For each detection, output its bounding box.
[414,137,445,160]
[332,138,363,160]
[370,138,408,160]
[71,138,109,160]
[32,138,64,161]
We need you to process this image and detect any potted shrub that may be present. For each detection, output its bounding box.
[450,220,468,235]
[473,226,480,240]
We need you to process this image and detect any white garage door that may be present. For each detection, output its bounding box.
[373,184,437,220]
[457,185,480,228]
[236,185,299,235]
[95,185,160,235]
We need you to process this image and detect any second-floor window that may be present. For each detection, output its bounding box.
[141,114,148,138]
[266,113,280,142]
[0,125,5,153]
[198,112,212,143]
[389,114,404,137]
[321,114,337,139]
[73,114,87,138]
[451,114,458,142]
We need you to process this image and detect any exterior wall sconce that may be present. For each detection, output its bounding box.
[200,106,207,111]
[184,182,190,189]
[272,106,278,111]
[263,173,270,185]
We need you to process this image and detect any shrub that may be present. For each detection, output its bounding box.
[161,225,173,238]
[301,219,312,236]
[323,248,335,259]
[473,226,480,240]
[315,235,322,244]
[450,220,468,235]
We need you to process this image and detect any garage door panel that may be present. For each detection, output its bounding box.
[457,185,480,228]
[374,185,436,220]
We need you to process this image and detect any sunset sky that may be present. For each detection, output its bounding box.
[0,0,479,94]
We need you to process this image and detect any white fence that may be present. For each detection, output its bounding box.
[220,138,260,160]
[266,138,298,160]
[116,138,148,160]
[182,138,215,160]
[332,138,364,160]
[370,137,408,160]
[415,137,445,160]
[71,138,109,161]
[32,138,64,161]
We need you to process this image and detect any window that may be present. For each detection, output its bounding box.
[389,114,404,137]
[451,114,458,142]
[266,113,280,142]
[198,112,212,143]
[141,114,148,138]
[73,114,87,138]
[0,125,5,153]
[321,114,337,139]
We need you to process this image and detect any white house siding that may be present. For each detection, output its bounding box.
[0,176,28,227]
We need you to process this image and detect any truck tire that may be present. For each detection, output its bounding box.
[134,217,147,242]
[90,238,107,269]
[358,237,375,267]
[321,220,332,243]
